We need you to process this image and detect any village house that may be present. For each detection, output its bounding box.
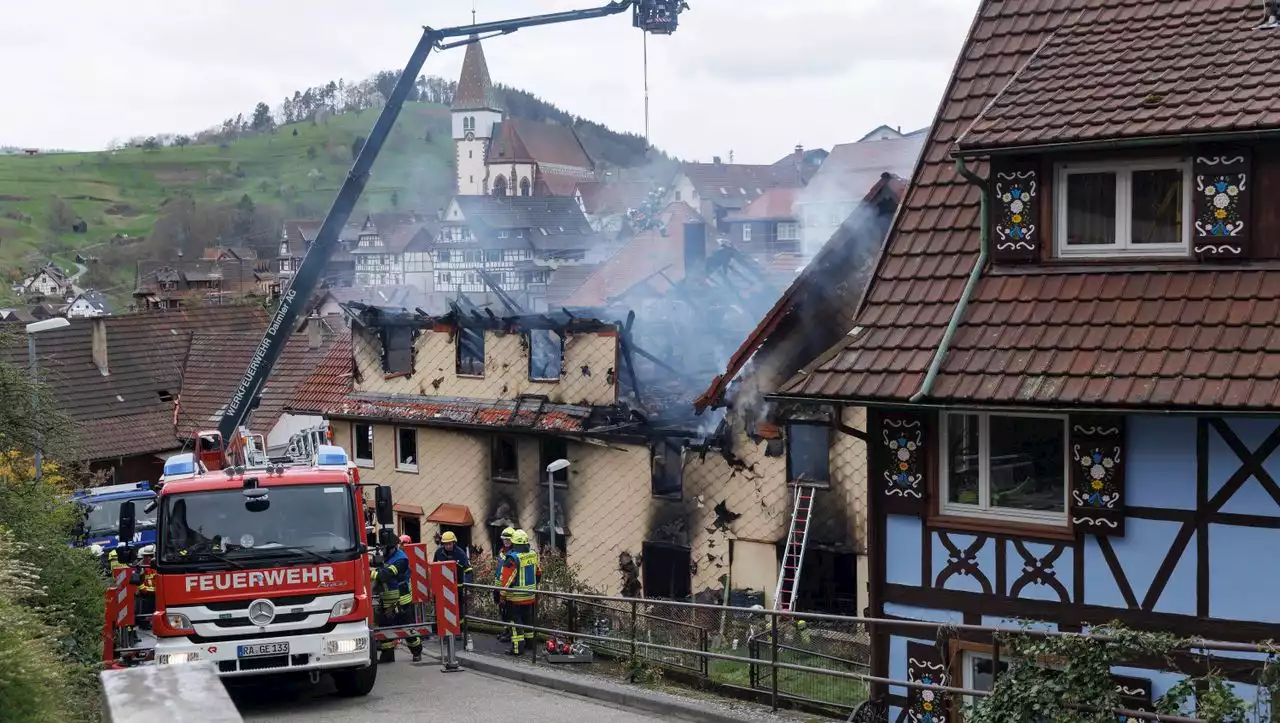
[452,39,596,198]
[665,158,806,233]
[279,219,363,287]
[353,213,435,288]
[772,1,1280,719]
[65,290,111,318]
[133,258,276,310]
[22,262,73,300]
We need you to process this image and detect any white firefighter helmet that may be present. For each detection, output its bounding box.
[139,544,156,557]
[89,544,104,557]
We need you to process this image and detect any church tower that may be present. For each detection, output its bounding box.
[452,38,503,196]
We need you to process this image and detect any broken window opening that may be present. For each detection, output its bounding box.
[528,329,563,381]
[641,542,692,600]
[776,544,857,615]
[381,326,415,375]
[540,438,569,487]
[786,423,831,486]
[353,423,374,466]
[491,435,519,482]
[536,530,567,558]
[395,427,418,472]
[397,513,421,543]
[457,326,485,376]
[651,439,684,498]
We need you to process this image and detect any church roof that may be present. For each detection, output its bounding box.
[453,38,501,111]
[487,119,594,171]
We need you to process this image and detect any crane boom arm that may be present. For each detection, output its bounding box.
[216,0,664,445]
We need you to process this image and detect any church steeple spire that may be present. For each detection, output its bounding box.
[452,38,501,112]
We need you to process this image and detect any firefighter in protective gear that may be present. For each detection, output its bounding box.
[495,527,516,642]
[370,537,422,663]
[135,545,157,631]
[499,529,541,655]
[107,550,137,645]
[433,531,473,582]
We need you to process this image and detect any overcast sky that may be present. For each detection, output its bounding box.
[4,0,979,163]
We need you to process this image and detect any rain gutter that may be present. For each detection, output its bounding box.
[909,156,988,402]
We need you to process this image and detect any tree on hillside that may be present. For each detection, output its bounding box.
[374,70,400,102]
[46,196,77,234]
[251,102,275,132]
[142,136,161,151]
[174,135,190,150]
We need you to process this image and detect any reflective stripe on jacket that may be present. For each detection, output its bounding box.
[501,550,540,604]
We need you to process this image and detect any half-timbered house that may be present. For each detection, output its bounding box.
[771,1,1280,719]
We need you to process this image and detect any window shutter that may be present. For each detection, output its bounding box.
[1112,674,1153,716]
[1069,415,1126,536]
[906,641,951,723]
[1193,150,1251,260]
[989,158,1041,264]
[873,409,928,516]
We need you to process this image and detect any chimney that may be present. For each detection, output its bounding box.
[794,144,803,155]
[307,313,322,349]
[712,156,722,165]
[91,317,108,376]
[683,220,707,280]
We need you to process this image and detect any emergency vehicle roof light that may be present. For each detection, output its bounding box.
[315,445,348,468]
[163,454,196,478]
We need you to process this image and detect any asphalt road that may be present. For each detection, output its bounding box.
[233,659,670,723]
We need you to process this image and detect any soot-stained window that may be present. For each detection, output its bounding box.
[528,329,563,381]
[786,423,830,486]
[457,326,485,376]
[541,438,569,487]
[381,327,415,375]
[492,436,519,482]
[651,439,684,498]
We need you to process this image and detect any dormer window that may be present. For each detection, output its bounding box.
[1053,159,1191,259]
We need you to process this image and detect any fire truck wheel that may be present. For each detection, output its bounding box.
[332,646,378,697]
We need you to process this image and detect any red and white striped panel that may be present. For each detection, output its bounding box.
[405,543,431,604]
[430,560,460,637]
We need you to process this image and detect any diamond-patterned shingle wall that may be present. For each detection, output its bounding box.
[353,327,617,406]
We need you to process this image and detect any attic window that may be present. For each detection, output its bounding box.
[381,327,415,376]
[457,326,485,376]
[528,329,562,381]
[157,390,174,403]
[1054,159,1191,259]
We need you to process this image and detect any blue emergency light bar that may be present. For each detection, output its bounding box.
[162,453,197,478]
[315,445,348,467]
[72,480,151,498]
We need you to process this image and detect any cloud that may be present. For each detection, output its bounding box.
[1,0,980,162]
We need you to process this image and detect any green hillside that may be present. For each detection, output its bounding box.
[0,103,457,305]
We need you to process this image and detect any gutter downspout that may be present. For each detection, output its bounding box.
[909,157,988,402]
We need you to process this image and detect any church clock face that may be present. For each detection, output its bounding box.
[465,131,475,141]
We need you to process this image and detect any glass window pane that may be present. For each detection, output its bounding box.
[969,654,1009,692]
[1064,172,1117,246]
[945,414,980,506]
[1131,168,1183,244]
[988,416,1065,513]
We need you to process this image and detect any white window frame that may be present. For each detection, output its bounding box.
[939,411,1070,527]
[353,423,374,468]
[1053,158,1193,259]
[742,225,752,242]
[777,222,800,241]
[395,427,418,473]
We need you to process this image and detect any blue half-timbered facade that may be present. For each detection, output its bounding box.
[771,1,1280,720]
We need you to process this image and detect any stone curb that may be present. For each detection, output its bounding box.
[447,651,758,723]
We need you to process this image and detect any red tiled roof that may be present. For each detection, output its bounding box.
[577,181,653,215]
[782,0,1280,411]
[327,393,592,433]
[536,172,586,197]
[288,328,353,415]
[0,306,269,461]
[563,203,702,306]
[177,321,339,438]
[957,1,1280,154]
[680,162,803,208]
[488,119,593,170]
[727,188,798,222]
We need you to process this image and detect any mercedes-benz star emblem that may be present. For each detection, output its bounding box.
[247,599,276,627]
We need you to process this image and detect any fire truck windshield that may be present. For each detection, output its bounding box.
[159,484,357,566]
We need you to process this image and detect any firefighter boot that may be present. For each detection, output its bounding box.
[378,645,396,664]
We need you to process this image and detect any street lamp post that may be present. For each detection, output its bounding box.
[545,458,570,551]
[26,317,71,480]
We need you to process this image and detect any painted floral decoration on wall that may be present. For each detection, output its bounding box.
[884,419,923,499]
[994,171,1037,252]
[1072,441,1120,509]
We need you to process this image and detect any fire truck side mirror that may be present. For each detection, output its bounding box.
[118,501,137,546]
[374,486,393,527]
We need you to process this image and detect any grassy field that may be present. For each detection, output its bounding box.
[0,103,457,304]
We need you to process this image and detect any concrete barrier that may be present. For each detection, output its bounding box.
[100,662,241,722]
